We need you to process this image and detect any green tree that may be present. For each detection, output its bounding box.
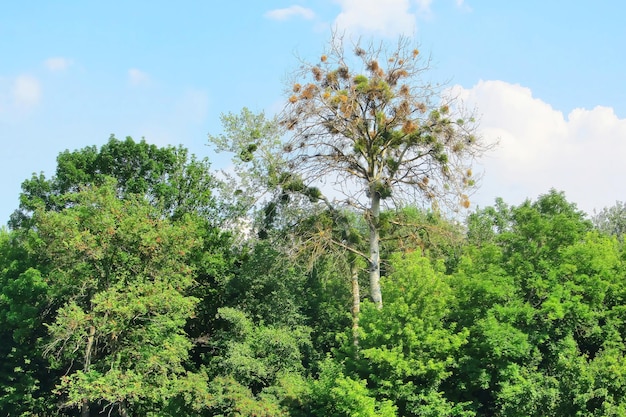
[201,307,312,416]
[207,108,322,240]
[0,227,59,415]
[343,252,471,416]
[11,135,219,228]
[306,358,397,417]
[208,109,362,351]
[448,190,626,416]
[593,201,626,242]
[31,180,203,416]
[6,137,235,401]
[280,35,491,308]
[221,242,309,327]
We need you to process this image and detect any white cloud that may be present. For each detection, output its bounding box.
[44,57,72,72]
[13,75,41,108]
[333,0,431,37]
[128,68,150,86]
[455,80,626,214]
[264,5,315,20]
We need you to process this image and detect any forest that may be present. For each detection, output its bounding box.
[2,37,626,417]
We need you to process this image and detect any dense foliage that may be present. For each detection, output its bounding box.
[2,135,625,417]
[2,38,625,417]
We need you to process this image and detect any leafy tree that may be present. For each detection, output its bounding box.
[209,110,364,349]
[10,135,220,228]
[203,307,312,416]
[0,227,59,415]
[208,108,323,241]
[593,201,626,242]
[306,358,397,417]
[300,252,355,359]
[7,137,235,389]
[221,242,309,327]
[448,190,626,416]
[33,180,203,416]
[280,35,492,307]
[340,252,471,416]
[2,136,237,415]
[378,206,465,273]
[208,108,285,215]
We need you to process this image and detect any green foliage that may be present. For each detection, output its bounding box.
[340,252,472,416]
[0,228,58,415]
[222,242,308,326]
[203,375,289,417]
[11,135,219,227]
[212,307,310,388]
[32,180,203,414]
[299,254,354,360]
[208,108,324,240]
[378,206,465,273]
[307,358,397,417]
[208,108,284,208]
[448,190,626,416]
[5,122,626,417]
[204,307,312,416]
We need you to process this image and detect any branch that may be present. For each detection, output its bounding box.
[330,238,372,262]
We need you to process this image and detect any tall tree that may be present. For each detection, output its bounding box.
[448,191,626,416]
[36,180,203,416]
[2,138,232,415]
[10,135,219,228]
[280,35,491,307]
[8,136,234,369]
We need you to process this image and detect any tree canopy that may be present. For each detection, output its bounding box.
[1,34,625,417]
[279,35,492,308]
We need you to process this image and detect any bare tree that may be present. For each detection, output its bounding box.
[281,34,492,308]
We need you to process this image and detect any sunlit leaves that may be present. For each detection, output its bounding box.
[36,180,203,413]
[450,191,626,416]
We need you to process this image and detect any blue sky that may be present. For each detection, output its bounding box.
[1,0,625,224]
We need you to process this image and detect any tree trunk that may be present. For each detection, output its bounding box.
[351,259,360,351]
[369,187,383,309]
[119,401,130,417]
[81,324,96,417]
[81,398,90,417]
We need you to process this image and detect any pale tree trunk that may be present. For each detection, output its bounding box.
[351,258,360,350]
[368,187,383,309]
[81,325,96,417]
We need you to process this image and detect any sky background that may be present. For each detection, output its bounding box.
[1,0,625,224]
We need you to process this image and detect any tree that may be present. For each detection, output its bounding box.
[593,201,626,242]
[221,241,309,327]
[7,136,235,381]
[202,307,312,416]
[0,227,58,415]
[207,108,320,239]
[10,135,220,228]
[306,358,397,417]
[448,191,626,416]
[280,35,491,307]
[36,179,203,415]
[340,252,471,416]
